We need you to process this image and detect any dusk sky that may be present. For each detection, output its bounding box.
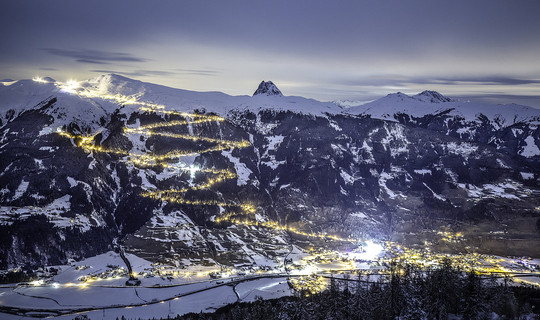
[2,0,540,107]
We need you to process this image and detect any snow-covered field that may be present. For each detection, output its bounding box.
[0,251,295,319]
[1,248,538,320]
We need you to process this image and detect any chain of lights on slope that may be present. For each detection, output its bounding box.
[50,78,354,243]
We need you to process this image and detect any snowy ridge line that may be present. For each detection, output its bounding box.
[3,74,540,131]
[345,91,540,124]
[8,74,340,119]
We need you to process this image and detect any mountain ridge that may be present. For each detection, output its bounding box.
[1,74,539,269]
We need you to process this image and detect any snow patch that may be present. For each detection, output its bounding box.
[520,136,540,157]
[328,118,342,131]
[496,159,510,169]
[350,212,368,219]
[266,135,284,151]
[340,170,355,185]
[446,142,478,157]
[222,150,251,186]
[378,172,397,199]
[423,182,445,201]
[520,172,534,180]
[67,177,78,188]
[12,179,29,200]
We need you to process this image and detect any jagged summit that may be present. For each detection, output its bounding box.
[414,90,453,103]
[253,80,283,96]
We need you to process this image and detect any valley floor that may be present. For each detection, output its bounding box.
[0,245,539,320]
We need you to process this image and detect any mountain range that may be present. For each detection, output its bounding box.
[1,74,539,269]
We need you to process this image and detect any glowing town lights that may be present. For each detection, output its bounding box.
[289,276,327,296]
[437,231,464,243]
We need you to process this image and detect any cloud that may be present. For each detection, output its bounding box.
[42,48,148,63]
[90,69,176,77]
[175,69,220,76]
[76,59,109,65]
[340,75,540,88]
[463,94,540,109]
[425,77,540,86]
[90,68,220,78]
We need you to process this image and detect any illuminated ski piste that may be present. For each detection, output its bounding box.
[53,79,355,242]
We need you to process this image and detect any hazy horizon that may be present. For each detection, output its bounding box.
[2,0,540,108]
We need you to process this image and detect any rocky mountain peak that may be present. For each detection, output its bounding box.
[414,90,453,103]
[253,81,283,96]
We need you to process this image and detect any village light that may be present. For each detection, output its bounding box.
[363,240,383,260]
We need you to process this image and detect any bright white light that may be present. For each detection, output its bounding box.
[51,282,60,288]
[363,240,383,260]
[60,80,80,93]
[30,280,45,286]
[32,76,48,83]
[189,165,199,177]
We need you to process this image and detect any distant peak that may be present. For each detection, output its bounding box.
[94,73,133,83]
[380,92,413,101]
[253,81,283,96]
[414,90,453,103]
[388,92,410,98]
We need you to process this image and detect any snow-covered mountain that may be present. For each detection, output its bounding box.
[0,74,339,125]
[347,91,540,160]
[348,91,540,123]
[1,74,539,269]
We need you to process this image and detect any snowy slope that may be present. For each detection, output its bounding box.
[0,79,119,133]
